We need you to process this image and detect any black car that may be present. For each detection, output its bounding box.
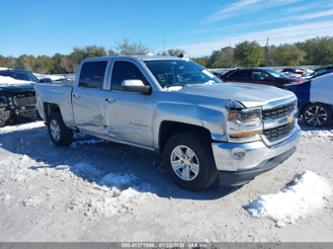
[220,68,304,87]
[0,69,38,127]
[309,66,333,79]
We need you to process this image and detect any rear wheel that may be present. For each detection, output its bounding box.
[302,103,332,127]
[48,112,73,146]
[163,131,218,191]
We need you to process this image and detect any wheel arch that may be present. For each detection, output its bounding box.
[158,121,212,153]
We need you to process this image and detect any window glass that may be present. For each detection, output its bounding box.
[144,60,221,88]
[111,61,148,91]
[263,69,287,79]
[79,61,107,89]
[229,70,249,80]
[251,70,270,80]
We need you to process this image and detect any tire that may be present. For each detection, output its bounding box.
[302,103,332,127]
[163,131,218,191]
[47,112,73,146]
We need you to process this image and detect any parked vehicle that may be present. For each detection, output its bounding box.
[284,73,333,127]
[281,68,305,77]
[220,68,303,87]
[35,56,300,190]
[308,66,333,79]
[0,71,37,127]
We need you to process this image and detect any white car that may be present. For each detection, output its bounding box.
[285,72,333,127]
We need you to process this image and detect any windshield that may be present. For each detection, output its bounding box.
[144,60,221,88]
[0,71,40,83]
[266,69,289,79]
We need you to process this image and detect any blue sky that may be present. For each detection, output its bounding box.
[1,0,333,57]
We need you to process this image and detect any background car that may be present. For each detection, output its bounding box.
[0,69,51,83]
[220,68,303,87]
[281,68,305,77]
[284,73,333,127]
[0,69,38,126]
[307,66,333,79]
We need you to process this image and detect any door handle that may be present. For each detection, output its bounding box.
[105,98,116,104]
[73,93,81,99]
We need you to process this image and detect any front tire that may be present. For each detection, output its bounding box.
[48,112,73,146]
[163,131,218,191]
[302,103,332,127]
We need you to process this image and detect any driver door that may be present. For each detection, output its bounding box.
[103,60,154,147]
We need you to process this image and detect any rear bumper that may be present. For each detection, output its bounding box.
[218,146,296,186]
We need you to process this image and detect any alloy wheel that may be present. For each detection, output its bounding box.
[170,145,200,181]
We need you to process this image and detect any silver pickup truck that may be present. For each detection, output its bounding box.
[35,56,300,191]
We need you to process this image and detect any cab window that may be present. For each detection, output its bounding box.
[111,61,148,91]
[79,61,107,89]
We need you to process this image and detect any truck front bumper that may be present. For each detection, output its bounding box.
[211,125,301,186]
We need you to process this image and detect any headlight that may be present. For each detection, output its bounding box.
[0,96,9,107]
[226,101,263,142]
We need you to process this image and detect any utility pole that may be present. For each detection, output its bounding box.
[162,30,166,55]
[265,37,270,66]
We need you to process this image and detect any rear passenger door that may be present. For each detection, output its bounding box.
[72,60,111,135]
[227,70,250,82]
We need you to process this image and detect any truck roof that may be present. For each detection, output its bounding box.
[81,55,186,63]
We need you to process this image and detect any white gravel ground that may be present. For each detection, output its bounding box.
[0,121,332,242]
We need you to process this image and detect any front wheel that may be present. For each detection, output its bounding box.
[48,112,73,146]
[163,131,218,191]
[302,103,332,127]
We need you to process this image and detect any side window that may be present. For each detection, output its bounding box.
[111,61,148,91]
[79,61,107,89]
[251,70,270,81]
[229,70,249,80]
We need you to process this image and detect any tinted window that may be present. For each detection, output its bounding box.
[79,61,107,89]
[229,70,250,80]
[251,70,270,81]
[111,61,148,91]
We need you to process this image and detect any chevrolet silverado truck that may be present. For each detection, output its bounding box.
[35,56,300,191]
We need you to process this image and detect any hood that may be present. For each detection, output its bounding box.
[0,84,35,92]
[178,82,296,108]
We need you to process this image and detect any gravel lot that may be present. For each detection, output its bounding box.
[0,121,332,242]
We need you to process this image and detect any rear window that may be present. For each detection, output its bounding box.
[79,61,107,89]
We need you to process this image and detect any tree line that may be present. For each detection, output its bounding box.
[0,37,332,74]
[194,37,333,68]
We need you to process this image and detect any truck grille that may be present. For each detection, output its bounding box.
[264,122,295,142]
[262,102,295,120]
[13,96,36,106]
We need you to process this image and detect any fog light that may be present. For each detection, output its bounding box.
[230,147,246,160]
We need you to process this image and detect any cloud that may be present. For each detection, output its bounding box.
[204,0,301,23]
[205,0,262,22]
[179,21,333,56]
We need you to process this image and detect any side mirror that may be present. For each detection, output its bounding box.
[121,80,151,95]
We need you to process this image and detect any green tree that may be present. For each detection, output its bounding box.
[270,44,305,66]
[206,47,235,68]
[116,39,149,55]
[193,56,209,67]
[167,48,185,57]
[296,37,333,65]
[234,41,264,67]
[69,45,107,69]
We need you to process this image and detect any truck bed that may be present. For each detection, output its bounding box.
[35,83,75,127]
